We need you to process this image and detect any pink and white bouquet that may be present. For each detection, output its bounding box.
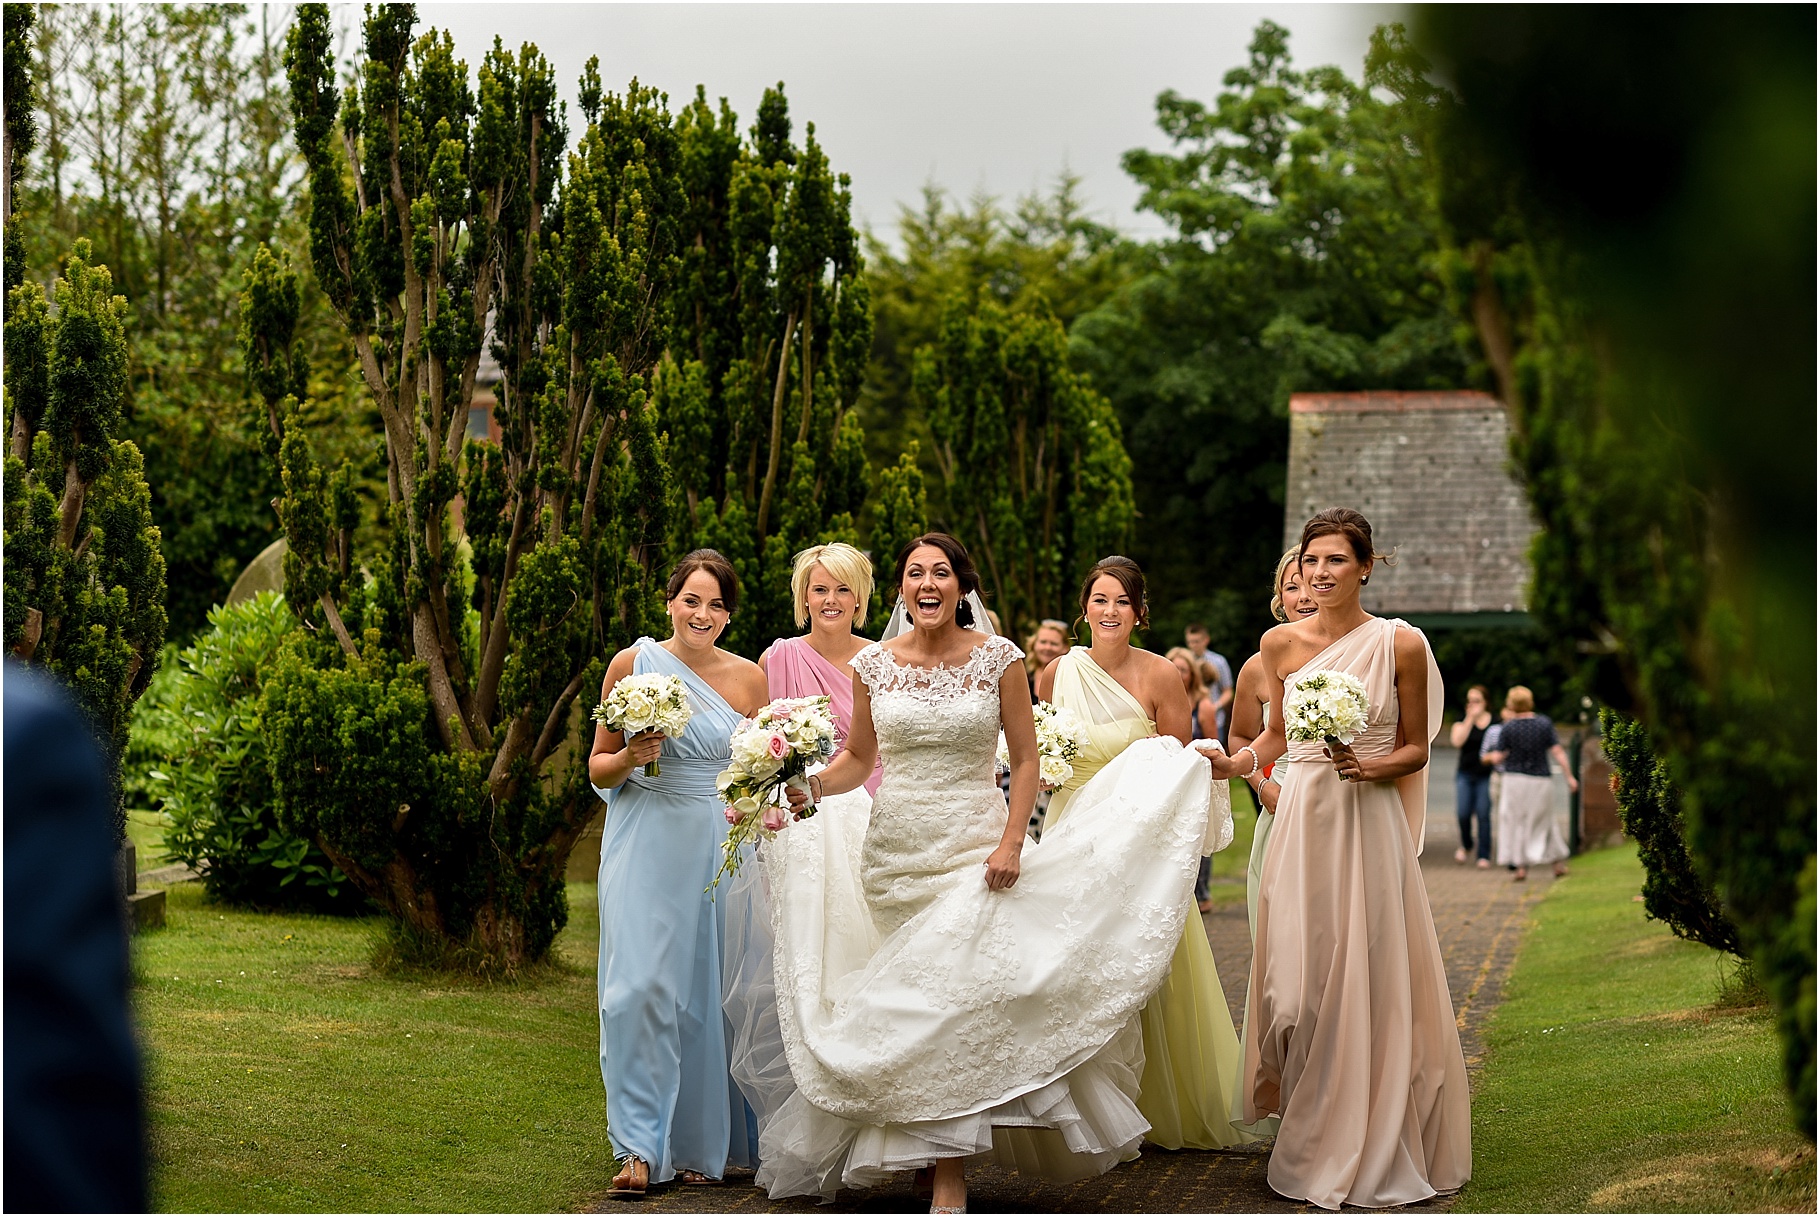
[592,673,693,777]
[710,695,839,890]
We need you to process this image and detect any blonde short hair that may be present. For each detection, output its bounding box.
[1505,685,1535,714]
[1269,547,1300,623]
[791,543,874,629]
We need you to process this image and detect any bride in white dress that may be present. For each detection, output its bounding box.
[759,533,1227,1211]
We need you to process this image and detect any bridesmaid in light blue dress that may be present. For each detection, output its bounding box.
[588,550,769,1198]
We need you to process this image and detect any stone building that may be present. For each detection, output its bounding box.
[1281,390,1537,629]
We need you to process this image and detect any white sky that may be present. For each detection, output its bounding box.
[407,3,1402,246]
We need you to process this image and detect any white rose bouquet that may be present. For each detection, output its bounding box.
[710,695,839,891]
[1282,669,1371,780]
[592,673,693,777]
[997,701,1089,791]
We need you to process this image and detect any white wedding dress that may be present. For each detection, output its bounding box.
[729,634,1228,1199]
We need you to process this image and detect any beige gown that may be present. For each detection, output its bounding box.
[1245,618,1471,1209]
[1045,650,1251,1151]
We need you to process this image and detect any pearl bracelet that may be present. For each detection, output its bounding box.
[1236,745,1261,779]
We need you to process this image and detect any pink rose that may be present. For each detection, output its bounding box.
[766,731,789,759]
[724,804,740,824]
[761,805,788,832]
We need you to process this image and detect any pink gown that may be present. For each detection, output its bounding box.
[1245,617,1471,1209]
[764,636,883,796]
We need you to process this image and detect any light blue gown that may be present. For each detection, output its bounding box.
[596,637,758,1181]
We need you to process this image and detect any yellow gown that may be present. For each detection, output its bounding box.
[1044,650,1254,1150]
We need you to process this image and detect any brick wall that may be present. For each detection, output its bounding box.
[1281,392,1538,615]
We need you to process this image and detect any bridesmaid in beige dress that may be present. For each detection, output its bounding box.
[1202,508,1471,1209]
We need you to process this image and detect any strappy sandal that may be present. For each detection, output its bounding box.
[676,1169,719,1186]
[608,1156,649,1200]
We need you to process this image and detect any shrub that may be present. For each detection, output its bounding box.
[1601,709,1741,956]
[132,592,361,913]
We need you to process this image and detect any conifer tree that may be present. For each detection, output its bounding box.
[916,294,1133,636]
[3,6,167,840]
[262,4,683,967]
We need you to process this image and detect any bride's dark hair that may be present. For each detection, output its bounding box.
[1077,555,1150,629]
[895,532,983,628]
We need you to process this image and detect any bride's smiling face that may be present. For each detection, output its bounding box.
[1300,534,1369,608]
[667,570,730,651]
[901,545,961,629]
[1084,575,1136,645]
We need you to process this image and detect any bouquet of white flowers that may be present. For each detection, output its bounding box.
[997,701,1089,790]
[1282,669,1371,780]
[592,673,694,777]
[711,695,840,891]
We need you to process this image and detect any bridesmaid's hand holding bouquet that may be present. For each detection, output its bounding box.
[1283,669,1371,781]
[593,674,694,777]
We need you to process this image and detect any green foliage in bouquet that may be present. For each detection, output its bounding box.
[915,295,1133,637]
[131,593,362,913]
[1422,5,1814,1135]
[1601,710,1740,957]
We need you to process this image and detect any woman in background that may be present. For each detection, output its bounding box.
[1481,685,1576,881]
[1166,646,1223,911]
[1449,686,1495,868]
[589,551,769,1198]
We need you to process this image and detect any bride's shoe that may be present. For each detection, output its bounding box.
[930,1207,966,1214]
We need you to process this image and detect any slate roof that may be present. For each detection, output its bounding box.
[1280,391,1538,616]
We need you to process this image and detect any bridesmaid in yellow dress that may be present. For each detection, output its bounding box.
[1036,555,1252,1151]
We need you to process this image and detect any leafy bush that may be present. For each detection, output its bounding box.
[131,592,362,913]
[1601,709,1741,956]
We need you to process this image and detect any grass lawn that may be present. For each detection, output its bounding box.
[127,807,172,869]
[135,881,611,1212]
[1458,844,1815,1213]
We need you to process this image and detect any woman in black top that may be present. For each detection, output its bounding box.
[1448,685,1494,867]
[1480,685,1579,880]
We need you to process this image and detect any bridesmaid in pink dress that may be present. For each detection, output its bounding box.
[1203,508,1470,1209]
[759,542,882,794]
[724,543,879,1149]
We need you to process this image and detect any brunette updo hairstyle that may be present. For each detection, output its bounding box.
[894,532,983,628]
[1297,507,1393,569]
[1077,555,1150,630]
[665,548,740,614]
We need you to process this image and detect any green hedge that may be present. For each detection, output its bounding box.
[129,592,362,913]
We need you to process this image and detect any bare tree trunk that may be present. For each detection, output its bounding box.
[755,312,797,536]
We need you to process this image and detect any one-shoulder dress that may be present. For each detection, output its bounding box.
[594,638,757,1182]
[1042,649,1250,1150]
[1245,617,1471,1209]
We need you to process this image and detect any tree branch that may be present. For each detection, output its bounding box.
[755,310,797,536]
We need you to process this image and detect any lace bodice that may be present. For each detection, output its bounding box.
[854,634,1023,795]
[850,634,1024,938]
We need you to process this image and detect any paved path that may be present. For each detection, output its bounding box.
[603,749,1561,1213]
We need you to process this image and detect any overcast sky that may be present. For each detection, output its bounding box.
[407,3,1400,246]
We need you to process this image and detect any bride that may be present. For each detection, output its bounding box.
[758,532,1222,1211]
